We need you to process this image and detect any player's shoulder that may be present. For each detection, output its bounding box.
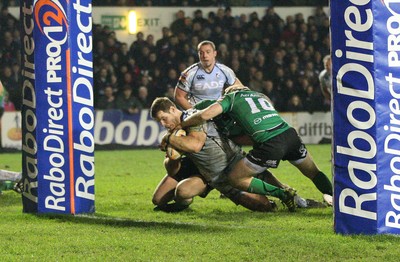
[215,62,233,71]
[318,69,327,79]
[182,108,208,134]
[183,62,201,74]
[182,108,198,120]
[178,63,201,85]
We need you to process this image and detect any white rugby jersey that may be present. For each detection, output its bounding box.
[176,62,237,105]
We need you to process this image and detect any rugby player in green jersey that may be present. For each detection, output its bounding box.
[179,85,333,206]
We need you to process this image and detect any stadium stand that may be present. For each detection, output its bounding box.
[0,3,330,113]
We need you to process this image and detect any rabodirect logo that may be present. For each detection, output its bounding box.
[34,0,68,41]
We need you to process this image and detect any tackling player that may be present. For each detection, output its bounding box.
[179,85,333,206]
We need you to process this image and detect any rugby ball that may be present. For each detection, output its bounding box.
[166,129,186,160]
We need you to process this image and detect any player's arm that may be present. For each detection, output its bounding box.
[174,87,192,110]
[232,77,242,86]
[229,135,254,146]
[180,103,223,129]
[319,73,331,101]
[169,130,206,153]
[320,83,331,101]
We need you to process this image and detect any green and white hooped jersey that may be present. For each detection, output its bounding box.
[218,90,290,143]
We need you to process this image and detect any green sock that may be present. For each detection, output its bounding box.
[312,172,333,195]
[248,178,285,199]
[0,181,14,191]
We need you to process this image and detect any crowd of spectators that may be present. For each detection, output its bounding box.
[0,4,331,114]
[0,5,21,113]
[1,1,329,7]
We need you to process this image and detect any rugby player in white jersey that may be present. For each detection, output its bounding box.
[174,40,242,110]
[171,40,242,201]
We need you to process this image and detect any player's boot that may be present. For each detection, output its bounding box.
[154,198,193,213]
[295,195,329,208]
[294,195,307,208]
[154,202,191,213]
[306,199,328,208]
[281,188,296,212]
[269,200,277,211]
[13,179,23,194]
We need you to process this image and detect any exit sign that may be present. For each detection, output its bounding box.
[101,15,127,30]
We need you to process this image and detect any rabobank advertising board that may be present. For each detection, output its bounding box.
[332,0,400,234]
[21,0,94,214]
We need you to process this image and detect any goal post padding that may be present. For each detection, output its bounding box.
[20,0,95,214]
[332,0,400,234]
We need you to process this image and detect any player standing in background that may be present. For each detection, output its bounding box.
[318,55,332,143]
[174,40,242,110]
[179,86,333,206]
[319,55,332,111]
[173,40,241,199]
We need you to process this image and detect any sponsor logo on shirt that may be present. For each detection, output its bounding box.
[254,118,262,125]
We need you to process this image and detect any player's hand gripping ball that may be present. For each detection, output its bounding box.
[166,129,186,160]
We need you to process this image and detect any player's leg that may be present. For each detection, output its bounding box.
[0,170,23,194]
[255,169,314,208]
[283,128,333,205]
[154,175,207,213]
[175,175,208,204]
[291,153,333,205]
[254,169,287,189]
[152,157,181,206]
[236,191,276,212]
[228,158,296,211]
[217,183,276,212]
[154,157,205,212]
[291,153,332,194]
[0,170,22,182]
[152,174,179,206]
[228,158,288,199]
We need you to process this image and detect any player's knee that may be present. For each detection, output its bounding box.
[152,191,169,206]
[152,194,161,206]
[175,186,192,200]
[228,175,241,188]
[175,181,203,200]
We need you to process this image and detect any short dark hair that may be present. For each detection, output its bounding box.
[150,97,176,119]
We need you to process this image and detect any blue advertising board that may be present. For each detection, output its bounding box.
[95,110,164,146]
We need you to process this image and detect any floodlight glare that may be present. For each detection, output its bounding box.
[128,11,137,34]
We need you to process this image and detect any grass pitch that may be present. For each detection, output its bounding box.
[1,145,400,261]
